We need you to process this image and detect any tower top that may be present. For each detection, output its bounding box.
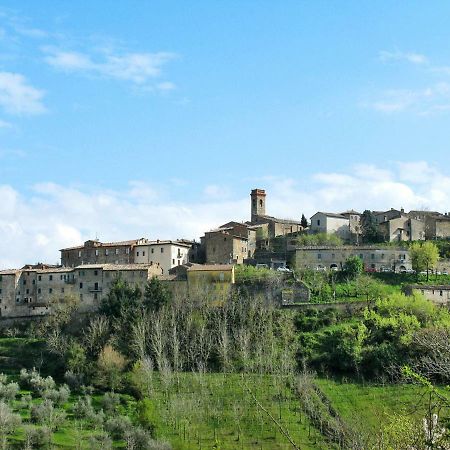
[250,188,266,222]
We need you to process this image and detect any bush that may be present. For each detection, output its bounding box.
[101,392,121,416]
[42,385,70,406]
[88,433,113,449]
[125,427,158,450]
[0,381,19,402]
[137,399,156,435]
[30,399,66,430]
[104,415,133,439]
[19,368,56,395]
[64,370,84,390]
[72,396,95,419]
[23,425,53,448]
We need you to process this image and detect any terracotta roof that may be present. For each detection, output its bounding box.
[311,212,347,219]
[187,264,234,272]
[135,240,191,248]
[60,239,145,252]
[0,269,19,275]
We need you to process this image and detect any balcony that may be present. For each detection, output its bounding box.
[88,286,103,293]
[65,279,76,284]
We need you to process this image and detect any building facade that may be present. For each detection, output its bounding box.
[60,239,149,267]
[133,240,191,274]
[294,246,411,272]
[0,263,162,318]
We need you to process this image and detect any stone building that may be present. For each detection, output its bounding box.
[133,240,192,274]
[202,228,250,265]
[249,189,303,238]
[378,216,425,242]
[60,238,149,267]
[0,263,162,318]
[309,212,352,240]
[294,246,411,272]
[405,285,450,305]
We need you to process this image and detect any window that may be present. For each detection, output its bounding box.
[94,293,98,300]
[115,248,119,255]
[32,279,36,285]
[49,288,52,294]
[60,275,63,280]
[126,248,130,254]
[371,254,375,259]
[16,298,20,303]
[94,270,98,276]
[49,275,53,281]
[151,248,154,254]
[95,250,99,256]
[26,289,29,294]
[317,254,322,260]
[317,219,321,226]
[172,259,175,265]
[359,254,363,259]
[161,248,164,253]
[38,275,41,281]
[143,251,145,257]
[80,294,83,301]
[136,251,140,257]
[105,249,109,256]
[38,288,41,294]
[61,288,64,293]
[23,279,27,285]
[440,290,443,296]
[78,251,82,258]
[79,282,83,289]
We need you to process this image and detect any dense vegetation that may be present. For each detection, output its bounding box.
[1,268,450,448]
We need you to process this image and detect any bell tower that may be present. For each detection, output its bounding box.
[251,188,266,223]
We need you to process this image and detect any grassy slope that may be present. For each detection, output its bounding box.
[316,378,448,433]
[144,372,335,450]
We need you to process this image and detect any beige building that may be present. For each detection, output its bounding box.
[0,263,162,318]
[202,229,249,265]
[294,246,411,272]
[309,212,351,240]
[133,240,192,274]
[405,285,450,305]
[378,216,425,242]
[60,238,148,267]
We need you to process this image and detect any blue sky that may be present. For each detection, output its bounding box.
[1,2,450,266]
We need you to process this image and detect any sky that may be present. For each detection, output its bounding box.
[1,1,450,267]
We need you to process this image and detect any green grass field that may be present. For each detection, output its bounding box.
[141,372,335,450]
[316,378,449,433]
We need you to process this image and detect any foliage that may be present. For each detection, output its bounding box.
[0,401,21,449]
[96,345,127,391]
[342,256,363,279]
[144,277,172,312]
[360,210,383,243]
[301,214,308,229]
[295,232,343,247]
[410,241,439,281]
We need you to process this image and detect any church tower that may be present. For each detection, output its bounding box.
[251,188,266,223]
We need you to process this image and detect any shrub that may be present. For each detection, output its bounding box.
[124,426,156,449]
[0,401,21,448]
[88,433,113,449]
[137,399,156,435]
[64,370,84,390]
[96,345,127,391]
[0,381,19,402]
[101,392,121,416]
[72,396,95,419]
[23,425,53,448]
[104,415,133,439]
[42,385,70,406]
[30,399,66,430]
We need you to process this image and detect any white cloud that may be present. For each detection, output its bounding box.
[2,161,450,268]
[379,50,428,65]
[368,83,450,115]
[0,71,46,115]
[43,47,177,87]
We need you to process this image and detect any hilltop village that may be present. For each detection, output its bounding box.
[1,188,450,319]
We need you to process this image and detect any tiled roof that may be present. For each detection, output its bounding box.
[311,212,347,219]
[410,285,450,290]
[60,239,144,252]
[187,264,234,272]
